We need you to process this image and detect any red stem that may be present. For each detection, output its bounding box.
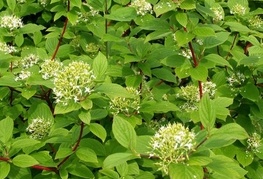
[32,165,57,173]
[0,156,10,162]
[57,122,85,168]
[50,0,70,61]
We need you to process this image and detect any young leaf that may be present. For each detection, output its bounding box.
[176,12,188,27]
[105,7,137,21]
[95,83,132,98]
[0,162,10,179]
[12,154,39,168]
[193,26,215,37]
[54,102,81,114]
[189,65,208,82]
[93,52,108,81]
[0,117,13,144]
[103,153,138,169]
[240,83,259,102]
[112,116,137,150]
[28,102,54,121]
[76,147,98,163]
[199,94,216,131]
[12,138,41,149]
[169,163,204,179]
[89,123,107,142]
[204,54,232,69]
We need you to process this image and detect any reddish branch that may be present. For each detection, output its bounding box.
[32,165,57,173]
[57,122,85,168]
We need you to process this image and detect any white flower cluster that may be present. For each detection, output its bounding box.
[130,0,152,16]
[27,117,52,140]
[176,82,216,112]
[39,59,63,80]
[179,49,192,59]
[249,16,263,29]
[14,70,31,81]
[19,54,39,69]
[38,0,48,6]
[0,42,17,54]
[109,87,140,116]
[210,7,224,21]
[247,133,261,153]
[0,15,23,30]
[17,0,26,3]
[230,4,246,15]
[149,123,196,175]
[227,72,245,87]
[53,61,96,105]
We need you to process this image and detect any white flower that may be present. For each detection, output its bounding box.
[210,6,224,21]
[230,4,246,15]
[53,61,96,105]
[149,123,196,175]
[179,49,192,59]
[20,54,39,69]
[130,0,152,16]
[27,117,53,140]
[14,70,31,81]
[247,133,261,153]
[249,16,263,29]
[0,15,23,30]
[39,59,63,80]
[0,42,17,54]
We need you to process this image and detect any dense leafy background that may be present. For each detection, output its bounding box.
[0,0,263,178]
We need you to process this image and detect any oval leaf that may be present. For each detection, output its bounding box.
[12,154,39,168]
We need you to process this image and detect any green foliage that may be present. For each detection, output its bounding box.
[0,0,263,178]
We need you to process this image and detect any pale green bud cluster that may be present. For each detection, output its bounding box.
[230,4,246,15]
[26,117,52,140]
[149,123,196,175]
[130,0,152,16]
[38,0,49,6]
[53,61,96,105]
[109,87,140,116]
[19,54,39,69]
[14,70,31,81]
[17,0,26,3]
[247,133,261,153]
[0,15,23,30]
[39,59,63,80]
[210,7,224,21]
[249,16,263,29]
[85,43,100,53]
[176,82,216,112]
[0,42,17,54]
[227,72,245,87]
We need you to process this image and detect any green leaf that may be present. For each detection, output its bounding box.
[15,33,24,47]
[169,163,203,179]
[68,163,94,178]
[12,138,41,149]
[7,0,16,12]
[145,30,172,42]
[176,12,188,27]
[116,162,128,177]
[135,135,151,154]
[152,68,176,83]
[187,156,212,166]
[199,94,216,131]
[100,169,120,178]
[67,10,78,25]
[95,83,132,98]
[78,110,91,124]
[19,23,46,34]
[93,52,108,81]
[79,98,93,110]
[203,32,230,49]
[21,88,36,100]
[0,162,10,179]
[105,7,137,21]
[203,123,248,148]
[140,101,179,113]
[0,117,13,143]
[12,154,39,168]
[213,97,233,120]
[236,150,253,167]
[90,123,107,142]
[112,116,137,150]
[189,65,208,82]
[175,30,195,46]
[103,153,138,169]
[76,147,98,163]
[54,102,81,114]
[28,103,54,121]
[207,155,247,178]
[55,147,73,159]
[180,0,196,10]
[240,83,259,102]
[204,54,232,69]
[193,26,215,37]
[70,0,82,8]
[154,1,177,17]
